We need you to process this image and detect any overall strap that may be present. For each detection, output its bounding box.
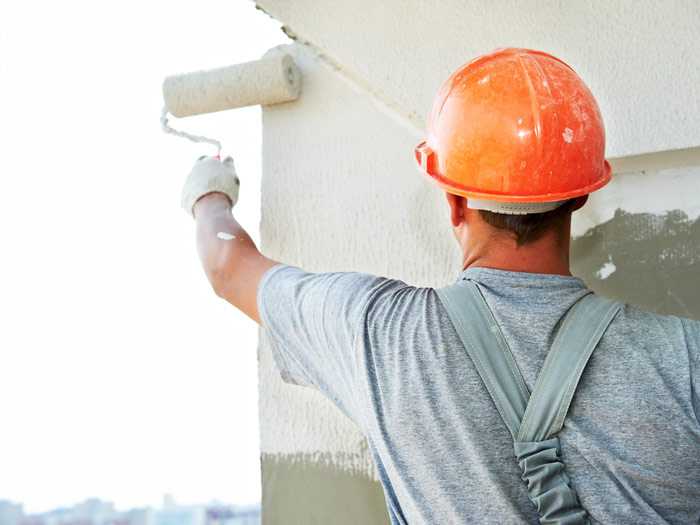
[512,292,622,525]
[436,277,622,525]
[436,279,530,438]
[518,294,623,442]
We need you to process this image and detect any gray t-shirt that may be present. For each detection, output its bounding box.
[258,264,700,524]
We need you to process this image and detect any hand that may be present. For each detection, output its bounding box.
[181,155,240,217]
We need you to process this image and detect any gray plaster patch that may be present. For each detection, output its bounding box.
[572,209,700,318]
[261,452,390,524]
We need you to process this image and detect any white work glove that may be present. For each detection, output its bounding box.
[181,155,240,217]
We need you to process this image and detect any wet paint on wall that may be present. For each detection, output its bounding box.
[573,209,700,317]
[572,165,700,317]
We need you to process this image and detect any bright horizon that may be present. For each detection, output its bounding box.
[0,0,288,513]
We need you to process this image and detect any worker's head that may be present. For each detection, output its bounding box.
[445,192,588,249]
[416,48,611,256]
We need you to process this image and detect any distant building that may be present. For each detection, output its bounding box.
[120,509,152,525]
[0,500,23,525]
[205,505,259,525]
[152,503,204,525]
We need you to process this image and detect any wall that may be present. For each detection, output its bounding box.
[255,2,700,522]
[256,0,700,158]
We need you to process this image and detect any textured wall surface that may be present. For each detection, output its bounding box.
[257,0,700,158]
[255,4,700,523]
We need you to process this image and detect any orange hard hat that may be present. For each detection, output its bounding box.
[415,48,611,213]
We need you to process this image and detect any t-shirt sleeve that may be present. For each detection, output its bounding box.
[257,263,389,423]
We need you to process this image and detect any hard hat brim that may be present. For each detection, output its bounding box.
[420,161,612,203]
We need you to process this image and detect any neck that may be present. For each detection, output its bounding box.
[461,228,572,276]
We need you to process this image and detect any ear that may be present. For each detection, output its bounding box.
[571,195,589,212]
[446,192,465,227]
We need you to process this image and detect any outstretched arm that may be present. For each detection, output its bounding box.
[182,156,279,324]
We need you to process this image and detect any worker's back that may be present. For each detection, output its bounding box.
[258,264,700,524]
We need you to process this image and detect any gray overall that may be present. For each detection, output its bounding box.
[436,277,622,524]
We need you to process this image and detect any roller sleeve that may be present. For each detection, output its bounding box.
[163,54,301,118]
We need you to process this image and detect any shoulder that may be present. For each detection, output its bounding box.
[615,302,700,335]
[609,302,700,357]
[258,263,390,302]
[257,263,425,324]
[362,279,449,339]
[362,277,438,315]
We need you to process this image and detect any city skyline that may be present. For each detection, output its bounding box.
[0,497,260,525]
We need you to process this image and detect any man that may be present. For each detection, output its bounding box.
[180,49,700,523]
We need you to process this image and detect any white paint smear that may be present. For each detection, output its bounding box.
[596,259,617,280]
[562,127,574,143]
[217,232,236,240]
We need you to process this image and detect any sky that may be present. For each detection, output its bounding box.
[0,0,288,513]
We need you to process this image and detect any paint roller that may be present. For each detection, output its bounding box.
[161,53,302,155]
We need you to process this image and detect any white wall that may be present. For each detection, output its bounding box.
[258,0,700,158]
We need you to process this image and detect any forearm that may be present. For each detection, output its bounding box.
[194,193,277,323]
